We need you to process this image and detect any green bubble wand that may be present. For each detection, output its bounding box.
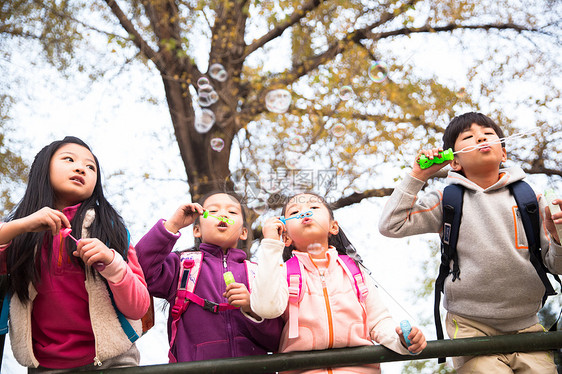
[417,128,539,169]
[202,210,234,225]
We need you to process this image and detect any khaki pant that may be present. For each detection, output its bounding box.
[445,313,556,374]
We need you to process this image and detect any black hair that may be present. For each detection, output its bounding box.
[280,192,362,264]
[443,112,505,151]
[5,136,129,302]
[182,190,251,255]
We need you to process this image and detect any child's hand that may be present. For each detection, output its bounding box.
[545,198,562,244]
[164,203,204,234]
[21,207,71,236]
[411,147,451,181]
[224,282,251,310]
[73,238,114,267]
[395,325,427,354]
[262,217,285,240]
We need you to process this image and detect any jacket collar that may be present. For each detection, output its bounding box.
[199,242,247,262]
[292,246,339,272]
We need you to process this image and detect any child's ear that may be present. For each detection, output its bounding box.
[193,224,202,238]
[450,157,463,172]
[329,221,340,236]
[239,226,248,241]
[501,147,507,163]
[283,233,293,247]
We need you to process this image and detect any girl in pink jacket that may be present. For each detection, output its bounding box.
[0,137,150,371]
[251,192,426,373]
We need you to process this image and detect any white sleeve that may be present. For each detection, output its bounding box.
[363,267,410,355]
[250,238,289,319]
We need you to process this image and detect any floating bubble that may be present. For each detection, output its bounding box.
[286,158,299,169]
[307,243,324,257]
[209,63,228,82]
[331,123,346,137]
[368,61,388,83]
[455,87,466,99]
[198,84,218,107]
[197,77,210,87]
[210,137,225,152]
[265,89,292,114]
[194,109,215,133]
[287,135,306,152]
[339,86,354,101]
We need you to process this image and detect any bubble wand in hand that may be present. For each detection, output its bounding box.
[61,228,106,271]
[202,211,234,225]
[417,128,539,169]
[279,211,313,224]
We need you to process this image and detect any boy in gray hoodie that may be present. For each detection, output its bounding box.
[379,112,562,373]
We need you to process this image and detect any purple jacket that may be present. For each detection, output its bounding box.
[136,219,282,362]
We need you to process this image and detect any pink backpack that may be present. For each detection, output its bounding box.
[168,251,257,362]
[285,254,369,338]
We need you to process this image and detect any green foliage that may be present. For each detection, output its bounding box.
[0,94,28,218]
[1,0,561,205]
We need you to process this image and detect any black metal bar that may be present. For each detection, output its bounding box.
[87,331,562,373]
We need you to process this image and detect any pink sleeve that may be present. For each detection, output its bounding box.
[0,223,9,274]
[102,245,150,320]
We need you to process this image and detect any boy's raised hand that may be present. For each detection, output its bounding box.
[262,217,285,241]
[164,203,204,234]
[395,325,427,354]
[411,147,452,181]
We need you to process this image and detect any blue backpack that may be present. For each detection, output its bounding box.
[433,180,561,362]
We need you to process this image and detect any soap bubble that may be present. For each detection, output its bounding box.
[210,137,225,152]
[287,135,306,152]
[307,243,324,257]
[455,87,466,99]
[339,86,354,101]
[198,84,218,107]
[265,89,291,114]
[368,61,388,83]
[286,158,299,169]
[209,63,228,82]
[197,77,210,87]
[331,123,346,137]
[194,109,215,133]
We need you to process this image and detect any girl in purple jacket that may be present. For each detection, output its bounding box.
[136,191,282,363]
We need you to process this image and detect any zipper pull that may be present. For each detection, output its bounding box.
[223,256,227,269]
[93,357,102,366]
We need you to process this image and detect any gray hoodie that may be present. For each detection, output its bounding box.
[379,166,562,332]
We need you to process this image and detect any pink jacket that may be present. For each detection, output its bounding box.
[0,207,149,368]
[251,239,409,374]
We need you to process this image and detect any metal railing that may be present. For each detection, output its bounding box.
[83,331,562,373]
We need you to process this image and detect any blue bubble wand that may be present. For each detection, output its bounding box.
[280,211,313,224]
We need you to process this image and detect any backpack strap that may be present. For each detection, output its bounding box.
[244,260,258,293]
[168,251,239,362]
[0,291,10,335]
[337,255,369,303]
[285,254,368,339]
[286,256,304,339]
[434,184,463,363]
[509,181,559,302]
[168,251,203,362]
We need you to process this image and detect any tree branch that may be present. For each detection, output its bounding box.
[331,188,395,209]
[366,22,541,41]
[241,0,326,61]
[103,0,165,71]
